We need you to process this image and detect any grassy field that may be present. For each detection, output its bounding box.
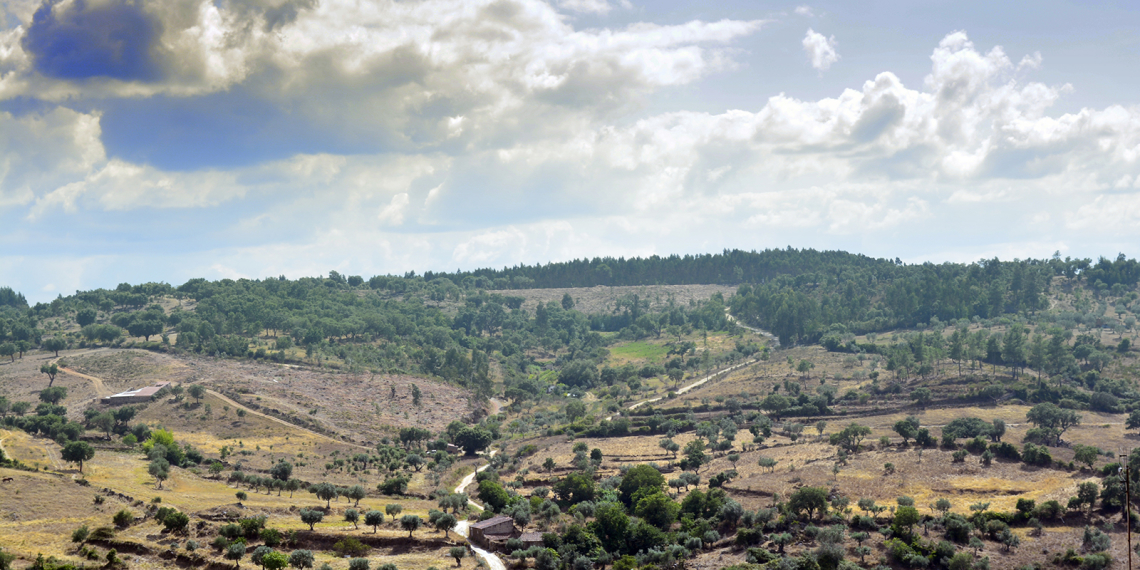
[608,341,671,364]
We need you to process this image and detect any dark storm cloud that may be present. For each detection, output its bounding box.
[262,0,318,31]
[22,0,164,81]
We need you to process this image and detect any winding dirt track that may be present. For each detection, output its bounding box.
[58,367,111,397]
[46,350,370,450]
[204,389,370,450]
[453,451,505,570]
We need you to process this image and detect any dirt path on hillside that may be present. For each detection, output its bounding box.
[629,358,760,412]
[49,354,369,450]
[726,308,780,347]
[58,367,111,397]
[51,348,114,397]
[205,390,370,450]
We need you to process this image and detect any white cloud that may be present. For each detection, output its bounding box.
[556,0,630,15]
[802,28,838,72]
[7,28,1140,300]
[794,6,815,17]
[2,0,764,154]
[0,107,104,208]
[378,193,411,226]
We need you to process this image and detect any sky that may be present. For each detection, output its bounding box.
[2,0,1140,302]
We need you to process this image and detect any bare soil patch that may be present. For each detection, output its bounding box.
[494,284,737,316]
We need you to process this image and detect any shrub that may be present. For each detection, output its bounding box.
[112,509,134,528]
[163,511,190,533]
[1022,443,1052,467]
[260,528,282,547]
[71,525,90,543]
[239,515,267,538]
[333,538,368,557]
[1083,526,1111,553]
[219,523,243,539]
[943,513,973,543]
[989,442,1020,461]
[965,436,988,454]
[1082,553,1112,570]
[1034,500,1064,522]
[90,527,115,540]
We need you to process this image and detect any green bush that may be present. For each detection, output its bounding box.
[112,509,133,528]
[333,538,368,557]
[90,527,115,540]
[260,528,282,547]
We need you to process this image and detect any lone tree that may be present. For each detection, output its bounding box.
[434,513,457,538]
[42,336,67,357]
[288,549,314,569]
[449,546,466,567]
[61,441,95,473]
[1128,409,1140,432]
[312,482,338,507]
[149,457,170,489]
[187,385,206,405]
[270,461,293,482]
[345,484,366,507]
[1026,402,1081,445]
[226,542,246,569]
[400,514,422,538]
[344,509,360,529]
[364,510,384,533]
[299,509,324,531]
[788,486,829,521]
[911,387,933,409]
[829,423,872,452]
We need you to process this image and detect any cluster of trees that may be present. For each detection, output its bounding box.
[730,252,1140,346]
[13,270,735,412]
[469,448,1062,570]
[423,248,899,289]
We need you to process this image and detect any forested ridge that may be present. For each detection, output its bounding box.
[1,248,1138,370]
[0,271,735,398]
[729,252,1140,346]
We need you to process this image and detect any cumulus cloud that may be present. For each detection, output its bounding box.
[556,0,629,15]
[794,6,814,17]
[802,28,838,71]
[378,193,411,226]
[1,0,764,165]
[22,0,165,81]
[6,25,1140,299]
[0,106,104,207]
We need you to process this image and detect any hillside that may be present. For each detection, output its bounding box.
[1,252,1140,570]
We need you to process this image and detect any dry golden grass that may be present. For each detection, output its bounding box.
[0,467,115,566]
[0,433,472,569]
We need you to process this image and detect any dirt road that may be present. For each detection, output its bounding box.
[205,390,370,450]
[51,348,114,397]
[453,451,505,570]
[621,357,760,415]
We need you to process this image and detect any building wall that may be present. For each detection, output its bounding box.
[101,396,153,406]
